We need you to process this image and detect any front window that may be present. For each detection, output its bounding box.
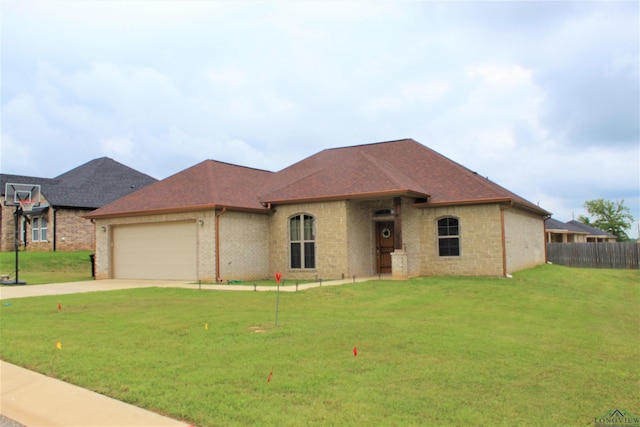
[437,217,460,257]
[32,216,48,242]
[290,214,315,269]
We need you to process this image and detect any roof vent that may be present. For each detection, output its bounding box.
[374,209,394,216]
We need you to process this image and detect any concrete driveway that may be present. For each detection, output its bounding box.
[0,279,196,300]
[0,276,375,300]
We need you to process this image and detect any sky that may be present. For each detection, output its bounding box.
[1,1,639,237]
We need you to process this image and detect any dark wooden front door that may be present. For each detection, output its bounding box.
[376,221,394,273]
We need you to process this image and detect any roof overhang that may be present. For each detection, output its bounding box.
[84,203,272,220]
[21,204,50,215]
[263,189,430,206]
[414,197,551,217]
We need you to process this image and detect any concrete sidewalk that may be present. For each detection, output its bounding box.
[0,361,189,427]
[0,276,379,426]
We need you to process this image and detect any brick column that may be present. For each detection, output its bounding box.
[391,250,408,280]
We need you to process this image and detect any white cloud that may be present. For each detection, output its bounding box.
[1,1,638,238]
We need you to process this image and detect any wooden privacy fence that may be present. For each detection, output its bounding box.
[547,242,640,269]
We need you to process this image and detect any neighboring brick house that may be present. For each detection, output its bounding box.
[86,139,551,281]
[545,218,617,243]
[1,158,156,252]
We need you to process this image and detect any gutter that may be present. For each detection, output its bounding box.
[262,189,430,206]
[415,197,550,216]
[84,203,271,220]
[500,200,514,277]
[215,207,227,282]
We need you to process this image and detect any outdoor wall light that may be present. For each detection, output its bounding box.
[100,226,106,232]
[198,220,204,226]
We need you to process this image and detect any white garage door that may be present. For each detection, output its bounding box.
[113,221,197,280]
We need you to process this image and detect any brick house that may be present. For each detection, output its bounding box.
[1,158,156,252]
[545,218,617,243]
[86,139,551,281]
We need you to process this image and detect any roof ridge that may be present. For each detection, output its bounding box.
[324,138,416,153]
[260,158,341,200]
[357,150,429,195]
[203,158,274,173]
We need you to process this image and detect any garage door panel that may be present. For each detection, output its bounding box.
[113,221,197,280]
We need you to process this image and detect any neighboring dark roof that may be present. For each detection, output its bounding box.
[87,139,551,219]
[1,158,157,209]
[566,220,617,238]
[545,218,566,230]
[1,174,59,204]
[545,218,588,233]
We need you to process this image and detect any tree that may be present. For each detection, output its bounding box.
[577,199,635,241]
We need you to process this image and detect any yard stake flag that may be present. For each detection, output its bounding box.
[274,272,282,326]
[205,323,208,330]
[56,341,62,350]
[58,303,61,311]
[267,371,273,383]
[353,347,358,356]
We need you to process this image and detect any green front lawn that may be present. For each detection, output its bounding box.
[0,250,94,284]
[1,265,638,426]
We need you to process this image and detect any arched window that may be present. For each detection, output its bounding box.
[290,214,315,269]
[437,217,460,257]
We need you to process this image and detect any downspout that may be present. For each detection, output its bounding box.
[215,207,227,283]
[52,208,57,251]
[500,200,514,277]
[543,214,551,264]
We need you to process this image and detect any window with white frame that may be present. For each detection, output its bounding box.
[437,217,460,257]
[32,216,48,242]
[290,214,315,269]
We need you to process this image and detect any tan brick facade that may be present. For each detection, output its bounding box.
[268,201,350,280]
[417,204,504,276]
[92,200,546,281]
[503,207,546,273]
[218,211,270,281]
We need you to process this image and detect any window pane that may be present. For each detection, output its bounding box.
[438,237,460,257]
[304,242,315,268]
[438,217,459,236]
[304,215,314,240]
[32,218,39,241]
[291,242,301,268]
[290,216,300,241]
[41,219,48,241]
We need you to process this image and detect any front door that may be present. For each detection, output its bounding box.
[376,221,394,274]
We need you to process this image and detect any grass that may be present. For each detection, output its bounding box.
[201,278,334,287]
[1,265,638,426]
[0,250,94,284]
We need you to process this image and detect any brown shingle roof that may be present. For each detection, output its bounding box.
[87,138,549,218]
[86,160,273,217]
